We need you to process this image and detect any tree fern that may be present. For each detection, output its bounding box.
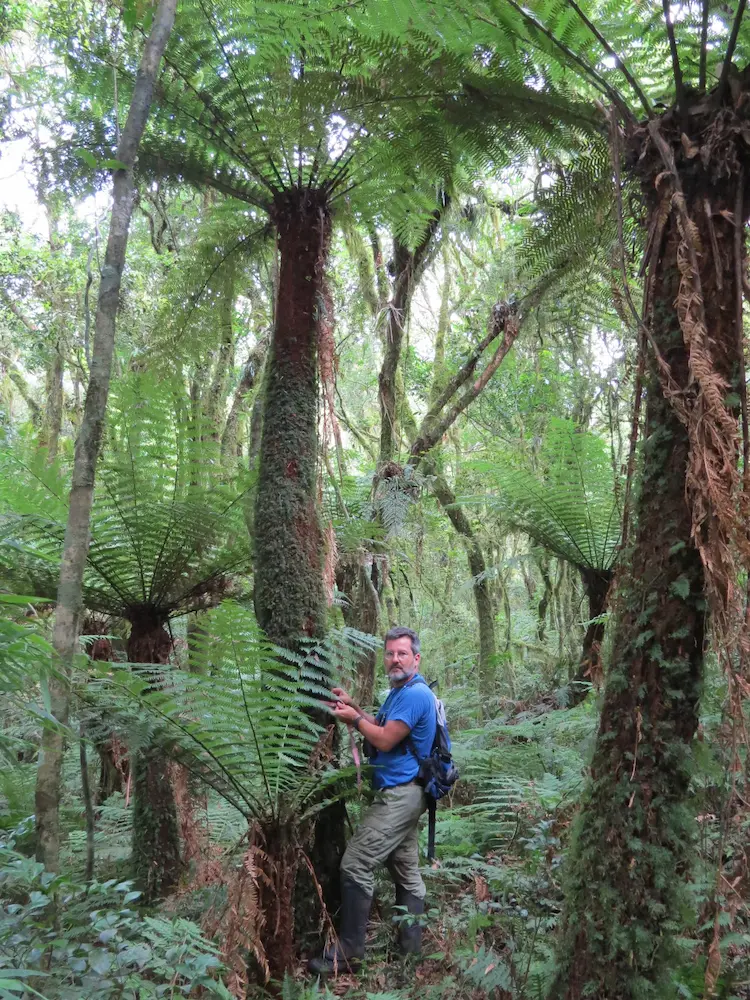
[92,601,377,825]
[0,373,252,624]
[87,601,379,978]
[467,421,622,574]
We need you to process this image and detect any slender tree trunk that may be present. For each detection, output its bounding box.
[42,345,64,462]
[551,107,748,998]
[221,338,266,464]
[378,211,444,466]
[34,0,177,872]
[536,554,552,642]
[79,724,95,882]
[205,260,236,444]
[254,188,330,643]
[422,455,497,702]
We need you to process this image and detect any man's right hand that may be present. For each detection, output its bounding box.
[330,686,354,706]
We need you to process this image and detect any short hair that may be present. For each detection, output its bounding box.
[384,626,420,656]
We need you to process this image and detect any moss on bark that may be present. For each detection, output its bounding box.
[253,188,331,646]
[127,613,183,899]
[550,104,748,998]
[132,747,182,900]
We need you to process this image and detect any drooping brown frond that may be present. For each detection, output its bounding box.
[631,102,750,705]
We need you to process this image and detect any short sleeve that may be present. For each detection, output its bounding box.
[388,685,433,731]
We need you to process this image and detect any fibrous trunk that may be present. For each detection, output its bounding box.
[255,824,299,983]
[567,567,611,704]
[128,612,182,899]
[252,187,343,941]
[253,187,330,645]
[551,103,748,999]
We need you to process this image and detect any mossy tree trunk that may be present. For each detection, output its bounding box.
[567,567,612,705]
[378,214,444,466]
[550,105,748,999]
[253,188,330,644]
[128,611,182,899]
[252,187,344,937]
[421,454,497,702]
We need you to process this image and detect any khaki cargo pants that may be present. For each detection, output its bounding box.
[341,780,427,898]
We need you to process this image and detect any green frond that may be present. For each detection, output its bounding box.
[0,373,252,622]
[465,421,622,572]
[91,602,379,824]
[0,615,52,696]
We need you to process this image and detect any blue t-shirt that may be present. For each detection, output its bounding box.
[371,674,436,790]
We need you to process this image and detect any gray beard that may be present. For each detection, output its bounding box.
[388,669,412,687]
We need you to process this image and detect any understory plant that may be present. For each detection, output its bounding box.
[91,600,377,986]
[0,374,254,897]
[469,420,621,701]
[0,822,232,999]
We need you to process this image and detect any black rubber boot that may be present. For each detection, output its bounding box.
[395,885,425,955]
[308,876,372,975]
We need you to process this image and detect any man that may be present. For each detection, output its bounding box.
[308,625,437,974]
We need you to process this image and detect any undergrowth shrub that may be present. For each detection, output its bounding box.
[0,823,232,999]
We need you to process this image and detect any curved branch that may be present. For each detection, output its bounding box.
[409,302,521,467]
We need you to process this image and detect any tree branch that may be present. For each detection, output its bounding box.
[378,197,448,465]
[0,289,38,333]
[0,353,41,421]
[409,302,521,468]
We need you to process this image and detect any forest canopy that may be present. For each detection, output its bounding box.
[2,0,750,998]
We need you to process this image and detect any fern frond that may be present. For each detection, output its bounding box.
[90,603,377,824]
[465,421,622,572]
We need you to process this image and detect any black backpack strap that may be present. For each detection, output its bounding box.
[426,798,436,860]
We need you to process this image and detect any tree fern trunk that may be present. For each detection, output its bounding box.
[567,567,611,705]
[550,109,747,998]
[253,187,343,946]
[132,747,182,899]
[253,188,330,644]
[128,614,182,899]
[34,0,177,872]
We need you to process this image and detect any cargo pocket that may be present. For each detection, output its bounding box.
[341,823,392,893]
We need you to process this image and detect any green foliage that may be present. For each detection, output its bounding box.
[0,827,232,998]
[0,616,52,701]
[0,374,252,624]
[92,601,378,825]
[467,420,622,572]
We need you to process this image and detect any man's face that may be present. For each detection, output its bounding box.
[384,636,420,685]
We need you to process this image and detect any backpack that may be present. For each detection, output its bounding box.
[405,678,459,860]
